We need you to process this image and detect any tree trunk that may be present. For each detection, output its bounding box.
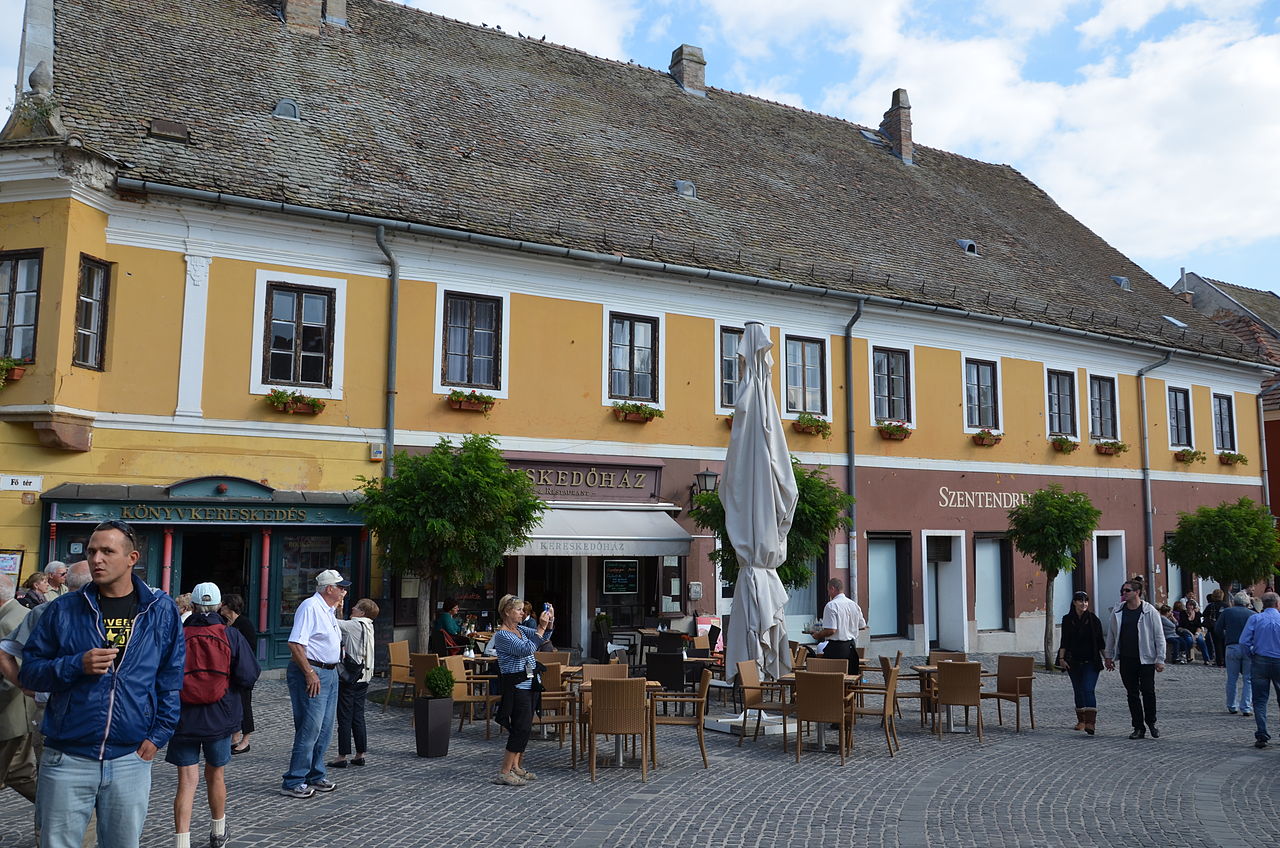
[416,581,433,653]
[1043,570,1056,671]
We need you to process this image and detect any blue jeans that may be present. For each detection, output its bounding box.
[1066,660,1101,709]
[1251,655,1280,742]
[36,747,152,848]
[282,663,339,789]
[1225,644,1253,712]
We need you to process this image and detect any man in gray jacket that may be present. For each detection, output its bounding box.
[1103,577,1165,739]
[1216,592,1256,716]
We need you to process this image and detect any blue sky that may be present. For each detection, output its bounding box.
[5,0,1278,293]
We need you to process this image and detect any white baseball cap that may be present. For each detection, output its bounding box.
[316,569,351,588]
[191,582,222,607]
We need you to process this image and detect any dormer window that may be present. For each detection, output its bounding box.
[956,239,980,257]
[272,98,301,120]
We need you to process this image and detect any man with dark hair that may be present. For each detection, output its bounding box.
[810,577,867,675]
[1103,577,1165,739]
[1240,591,1280,749]
[1217,592,1256,716]
[21,521,185,848]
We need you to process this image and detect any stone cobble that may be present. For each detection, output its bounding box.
[0,655,1277,848]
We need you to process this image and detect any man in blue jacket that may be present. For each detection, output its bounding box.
[168,581,259,848]
[21,520,185,848]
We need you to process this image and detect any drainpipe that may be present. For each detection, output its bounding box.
[1137,352,1173,591]
[374,226,400,478]
[843,301,864,599]
[1255,382,1280,512]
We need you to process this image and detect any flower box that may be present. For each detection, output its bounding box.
[6,366,26,382]
[1218,452,1247,466]
[611,402,663,422]
[971,433,1001,446]
[615,410,652,422]
[793,421,826,436]
[1050,438,1078,453]
[1173,449,1206,464]
[448,399,494,413]
[290,399,325,414]
[1095,444,1119,455]
[877,428,910,441]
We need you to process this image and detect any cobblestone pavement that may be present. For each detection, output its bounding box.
[2,655,1277,848]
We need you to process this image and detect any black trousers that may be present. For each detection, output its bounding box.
[505,688,534,754]
[239,686,255,734]
[822,640,861,674]
[336,680,369,756]
[1118,657,1157,729]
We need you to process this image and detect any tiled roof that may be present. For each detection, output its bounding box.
[33,0,1265,363]
[1207,278,1280,333]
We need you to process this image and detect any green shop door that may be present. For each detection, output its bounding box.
[266,531,357,668]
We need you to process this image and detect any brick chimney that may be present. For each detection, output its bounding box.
[284,0,323,34]
[878,88,913,165]
[669,45,707,97]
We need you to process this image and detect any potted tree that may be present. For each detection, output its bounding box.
[1218,451,1248,466]
[876,419,912,440]
[414,665,456,758]
[612,401,663,422]
[1094,440,1129,456]
[792,412,832,438]
[971,428,1001,447]
[1050,436,1078,453]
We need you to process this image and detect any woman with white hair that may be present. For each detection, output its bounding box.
[490,594,553,786]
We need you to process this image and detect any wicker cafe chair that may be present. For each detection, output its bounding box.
[805,657,849,675]
[933,661,984,741]
[793,671,856,765]
[792,644,811,670]
[851,664,901,756]
[441,654,499,739]
[410,653,439,695]
[530,663,577,767]
[534,651,571,667]
[650,668,712,769]
[928,650,967,664]
[382,640,414,712]
[578,663,629,757]
[980,654,1036,731]
[736,661,795,750]
[587,677,650,782]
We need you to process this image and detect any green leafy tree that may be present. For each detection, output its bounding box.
[354,435,545,649]
[1162,497,1280,589]
[1006,484,1101,669]
[689,459,853,592]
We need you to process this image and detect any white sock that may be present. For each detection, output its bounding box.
[211,818,226,837]
[175,833,191,848]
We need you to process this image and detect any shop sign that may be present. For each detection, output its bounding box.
[0,474,42,491]
[937,487,1030,509]
[49,502,361,525]
[510,460,661,502]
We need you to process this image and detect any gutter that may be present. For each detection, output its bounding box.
[843,301,864,599]
[114,178,1280,379]
[1137,352,1173,591]
[373,226,400,478]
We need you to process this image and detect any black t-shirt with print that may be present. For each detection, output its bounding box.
[98,590,139,667]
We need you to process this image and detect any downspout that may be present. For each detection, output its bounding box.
[374,226,400,478]
[1138,352,1173,591]
[1255,382,1280,512]
[843,301,864,599]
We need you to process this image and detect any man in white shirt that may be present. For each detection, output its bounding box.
[811,578,868,674]
[280,569,349,799]
[43,561,69,597]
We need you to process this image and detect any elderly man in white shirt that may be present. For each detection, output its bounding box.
[811,577,868,674]
[280,569,349,799]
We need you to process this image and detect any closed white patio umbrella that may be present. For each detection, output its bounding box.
[722,321,799,682]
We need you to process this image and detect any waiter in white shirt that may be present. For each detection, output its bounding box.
[811,577,868,674]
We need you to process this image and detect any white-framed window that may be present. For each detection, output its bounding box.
[719,326,743,409]
[607,311,661,403]
[1088,374,1118,440]
[785,335,826,414]
[249,270,346,399]
[1167,386,1192,448]
[442,291,502,390]
[1046,369,1077,437]
[74,255,110,370]
[1212,393,1235,451]
[872,347,911,422]
[0,250,41,362]
[964,358,998,429]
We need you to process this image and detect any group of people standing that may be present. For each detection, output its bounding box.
[1058,575,1280,747]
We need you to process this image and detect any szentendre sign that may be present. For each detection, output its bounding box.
[50,503,359,525]
[937,487,1030,509]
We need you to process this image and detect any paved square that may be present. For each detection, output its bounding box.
[1,655,1276,848]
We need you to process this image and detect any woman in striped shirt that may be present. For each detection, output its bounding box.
[491,594,553,786]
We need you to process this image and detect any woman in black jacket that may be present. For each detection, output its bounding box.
[1057,590,1106,735]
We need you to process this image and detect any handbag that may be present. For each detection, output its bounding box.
[337,653,365,684]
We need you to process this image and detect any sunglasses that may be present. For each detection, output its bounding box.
[93,519,139,549]
[1120,587,1135,594]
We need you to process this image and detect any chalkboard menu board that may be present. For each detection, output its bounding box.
[603,559,639,594]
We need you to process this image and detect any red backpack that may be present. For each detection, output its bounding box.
[180,623,232,705]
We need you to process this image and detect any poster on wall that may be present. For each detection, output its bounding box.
[0,550,22,577]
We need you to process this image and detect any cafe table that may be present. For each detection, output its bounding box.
[910,664,996,733]
[577,679,663,767]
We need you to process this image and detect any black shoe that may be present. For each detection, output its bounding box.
[1255,739,1268,749]
[1147,725,1160,738]
[350,757,366,766]
[327,759,348,768]
[1129,728,1145,740]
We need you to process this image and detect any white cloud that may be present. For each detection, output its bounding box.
[410,0,641,60]
[1077,0,1263,43]
[974,0,1084,34]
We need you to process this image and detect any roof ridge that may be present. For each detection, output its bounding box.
[1206,276,1279,298]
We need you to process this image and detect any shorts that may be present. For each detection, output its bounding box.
[164,735,232,768]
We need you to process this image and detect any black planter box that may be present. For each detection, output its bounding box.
[414,696,453,757]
